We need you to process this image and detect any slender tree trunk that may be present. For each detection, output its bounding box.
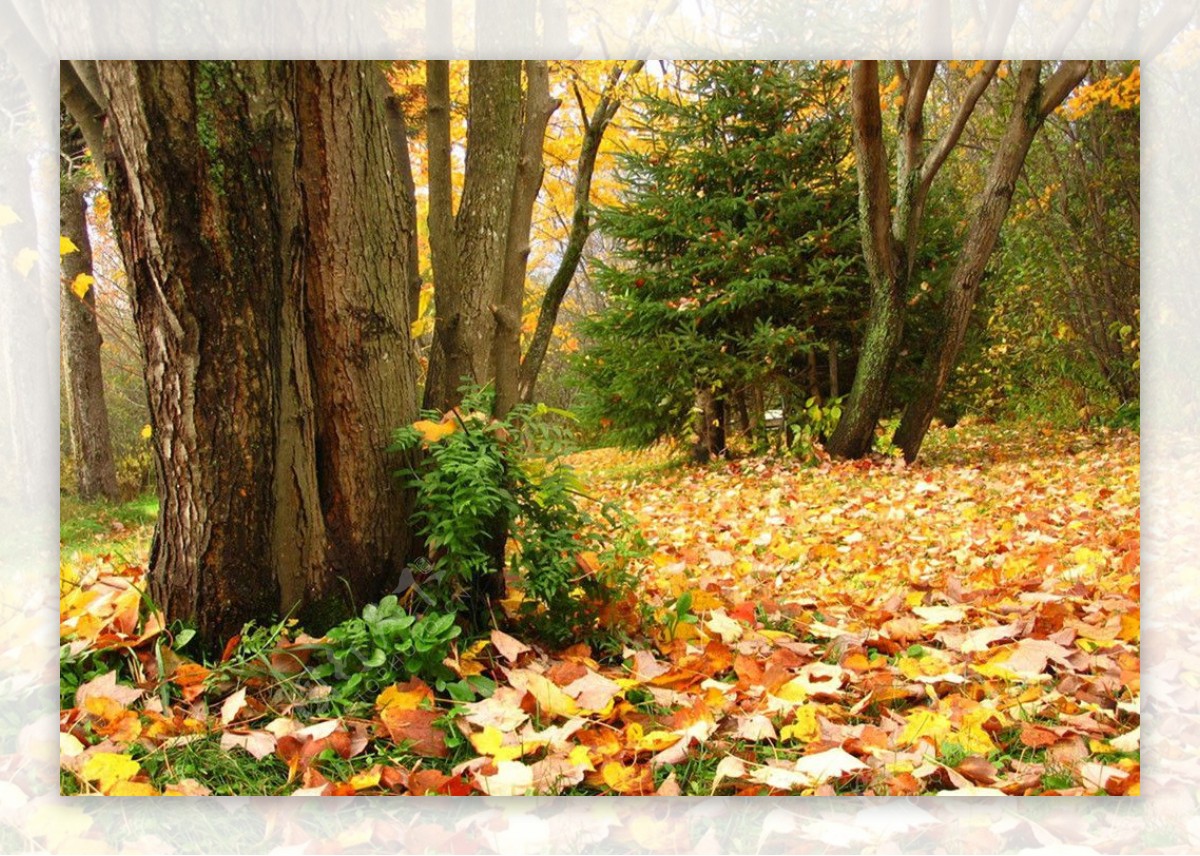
[99,61,419,648]
[707,393,727,458]
[733,388,751,435]
[894,60,1090,462]
[827,60,999,460]
[828,342,840,398]
[493,61,557,419]
[826,61,905,459]
[421,61,459,410]
[60,177,119,501]
[518,61,643,403]
[424,60,524,412]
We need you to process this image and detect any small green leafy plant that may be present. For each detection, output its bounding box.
[392,388,646,650]
[311,596,462,704]
[790,395,844,463]
[662,591,699,641]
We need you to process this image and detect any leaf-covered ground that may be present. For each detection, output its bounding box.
[59,423,1139,796]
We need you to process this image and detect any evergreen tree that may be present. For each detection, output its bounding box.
[576,61,863,455]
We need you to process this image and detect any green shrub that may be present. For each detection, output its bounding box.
[311,596,463,703]
[392,389,646,650]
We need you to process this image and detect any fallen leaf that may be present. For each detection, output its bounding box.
[81,752,140,794]
[491,629,532,664]
[379,708,448,758]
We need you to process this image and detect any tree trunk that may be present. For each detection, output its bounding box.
[827,60,999,460]
[894,60,1090,463]
[99,61,419,648]
[825,61,905,459]
[518,61,642,404]
[493,61,557,419]
[424,60,524,412]
[60,177,119,501]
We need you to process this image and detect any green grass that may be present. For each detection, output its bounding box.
[134,734,292,796]
[60,492,157,558]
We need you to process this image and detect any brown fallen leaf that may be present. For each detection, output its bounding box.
[379,707,448,758]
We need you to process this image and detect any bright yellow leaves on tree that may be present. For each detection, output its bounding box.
[410,283,434,339]
[1062,64,1139,119]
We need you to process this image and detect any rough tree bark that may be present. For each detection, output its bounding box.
[893,60,1090,462]
[826,60,998,459]
[493,61,558,419]
[423,60,524,412]
[59,158,119,502]
[518,61,643,404]
[97,61,419,648]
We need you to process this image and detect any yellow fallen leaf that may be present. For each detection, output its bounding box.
[60,236,79,255]
[81,751,140,793]
[772,677,809,704]
[349,767,382,791]
[469,726,525,762]
[897,709,951,748]
[600,761,654,794]
[506,669,579,719]
[108,780,158,796]
[0,204,19,228]
[634,729,681,752]
[568,743,595,771]
[141,424,153,440]
[375,679,433,712]
[780,705,820,743]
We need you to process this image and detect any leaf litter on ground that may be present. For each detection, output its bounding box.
[59,423,1139,796]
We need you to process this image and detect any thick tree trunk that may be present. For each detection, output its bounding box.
[99,61,419,648]
[894,60,1090,463]
[293,62,421,613]
[60,179,119,501]
[424,60,523,412]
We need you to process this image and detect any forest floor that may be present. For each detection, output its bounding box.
[59,421,1140,796]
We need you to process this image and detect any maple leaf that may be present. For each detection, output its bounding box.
[376,678,435,712]
[459,686,531,731]
[81,752,140,794]
[220,730,277,760]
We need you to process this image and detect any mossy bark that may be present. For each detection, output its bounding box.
[99,61,419,648]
